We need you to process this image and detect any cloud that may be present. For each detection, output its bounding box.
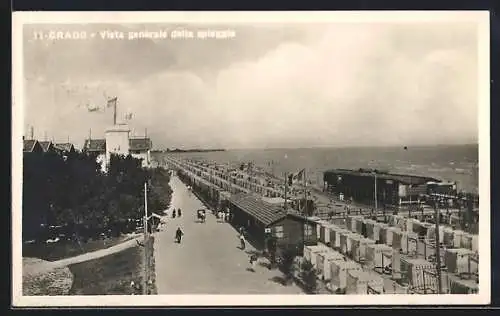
[22,22,478,149]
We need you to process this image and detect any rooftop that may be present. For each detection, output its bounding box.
[84,139,106,152]
[324,168,440,185]
[129,138,152,151]
[23,139,38,152]
[228,193,287,226]
[39,141,53,152]
[55,143,74,152]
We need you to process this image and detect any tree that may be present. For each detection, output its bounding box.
[22,149,171,241]
[300,259,317,294]
[278,246,298,283]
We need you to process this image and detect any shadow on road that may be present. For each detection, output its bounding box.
[245,249,261,257]
[268,276,287,286]
[258,261,272,269]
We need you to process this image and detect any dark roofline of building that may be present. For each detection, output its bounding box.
[323,168,440,184]
[23,139,39,152]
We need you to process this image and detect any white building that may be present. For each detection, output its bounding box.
[83,124,152,172]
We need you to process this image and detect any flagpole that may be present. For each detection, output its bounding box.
[303,169,307,216]
[284,171,288,210]
[113,98,117,126]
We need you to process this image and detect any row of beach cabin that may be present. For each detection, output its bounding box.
[308,214,479,294]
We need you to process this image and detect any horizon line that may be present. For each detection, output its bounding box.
[156,142,478,151]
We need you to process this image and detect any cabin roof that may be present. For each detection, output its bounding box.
[228,193,287,226]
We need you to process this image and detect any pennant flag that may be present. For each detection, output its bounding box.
[292,168,305,184]
[107,97,118,108]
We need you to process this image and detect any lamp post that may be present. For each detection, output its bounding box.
[143,181,148,295]
[433,196,443,294]
[373,171,378,213]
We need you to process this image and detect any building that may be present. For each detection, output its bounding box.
[39,141,55,153]
[129,137,153,168]
[82,139,107,172]
[23,139,43,153]
[323,168,440,209]
[54,143,76,154]
[83,124,152,172]
[228,193,317,255]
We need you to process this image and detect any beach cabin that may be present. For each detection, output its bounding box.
[340,231,358,255]
[391,249,402,280]
[304,244,330,268]
[377,222,390,244]
[366,243,393,272]
[351,236,376,263]
[460,232,476,251]
[427,225,445,244]
[385,227,401,247]
[392,230,419,254]
[346,216,362,233]
[452,230,466,248]
[329,226,348,250]
[405,218,421,234]
[444,248,478,275]
[329,260,362,293]
[401,258,437,293]
[364,219,376,240]
[449,278,478,294]
[317,221,330,245]
[354,217,365,235]
[228,194,318,252]
[316,250,344,281]
[442,226,455,247]
[346,270,384,295]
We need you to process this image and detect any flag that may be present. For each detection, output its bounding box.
[107,97,117,108]
[124,112,133,120]
[291,168,305,184]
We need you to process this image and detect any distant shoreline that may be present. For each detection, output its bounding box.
[153,149,226,153]
[152,144,477,153]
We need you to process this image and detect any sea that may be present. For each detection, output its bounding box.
[152,144,479,194]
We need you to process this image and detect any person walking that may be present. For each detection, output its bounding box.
[221,212,226,222]
[178,208,182,217]
[249,253,258,272]
[172,209,177,218]
[240,233,246,250]
[175,227,184,243]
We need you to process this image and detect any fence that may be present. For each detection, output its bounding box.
[407,269,448,294]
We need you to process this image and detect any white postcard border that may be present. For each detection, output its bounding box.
[12,11,491,307]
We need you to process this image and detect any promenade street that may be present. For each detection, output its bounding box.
[153,175,303,294]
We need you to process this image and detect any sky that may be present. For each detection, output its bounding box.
[22,22,479,150]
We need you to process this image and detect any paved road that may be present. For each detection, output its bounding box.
[153,175,304,294]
